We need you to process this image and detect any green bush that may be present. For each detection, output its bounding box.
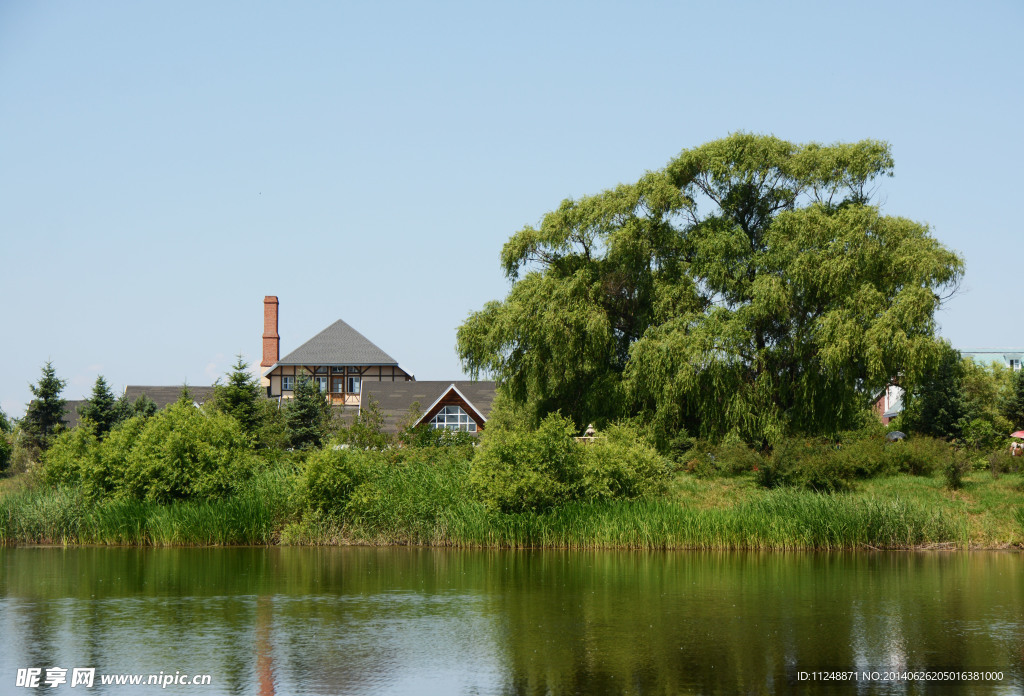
[296,445,377,515]
[470,414,584,513]
[470,416,668,513]
[682,437,763,478]
[43,404,261,503]
[888,436,947,476]
[757,438,854,492]
[399,424,478,449]
[943,450,971,490]
[580,424,669,500]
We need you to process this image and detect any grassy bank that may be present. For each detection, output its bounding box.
[3,462,1021,549]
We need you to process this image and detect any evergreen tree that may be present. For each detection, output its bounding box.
[213,355,263,436]
[1007,368,1024,431]
[112,394,158,424]
[23,361,67,450]
[78,375,118,438]
[0,407,11,434]
[285,374,330,450]
[132,394,158,419]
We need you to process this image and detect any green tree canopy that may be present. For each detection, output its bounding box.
[22,361,68,450]
[78,375,118,438]
[458,134,963,444]
[900,342,966,439]
[1007,368,1024,431]
[213,355,264,437]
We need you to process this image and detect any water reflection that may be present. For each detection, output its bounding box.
[0,548,1021,694]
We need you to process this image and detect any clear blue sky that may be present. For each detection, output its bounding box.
[1,1,1021,418]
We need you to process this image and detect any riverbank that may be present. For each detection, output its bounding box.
[3,464,1021,549]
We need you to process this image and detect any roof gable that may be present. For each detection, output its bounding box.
[278,319,398,366]
[416,384,487,427]
[359,381,496,433]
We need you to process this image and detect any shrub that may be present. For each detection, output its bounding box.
[758,437,854,492]
[399,424,478,450]
[296,446,377,515]
[943,450,971,490]
[470,414,584,513]
[889,436,947,476]
[470,416,668,513]
[579,424,669,500]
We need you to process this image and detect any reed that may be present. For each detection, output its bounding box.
[0,465,1001,550]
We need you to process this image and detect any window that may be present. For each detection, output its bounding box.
[314,366,328,374]
[331,366,345,374]
[348,376,360,394]
[282,376,295,391]
[314,377,328,393]
[332,378,345,393]
[1011,359,1022,371]
[429,405,477,432]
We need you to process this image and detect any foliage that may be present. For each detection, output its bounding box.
[943,450,971,490]
[1005,367,1024,431]
[0,432,11,473]
[78,375,119,438]
[753,433,951,491]
[0,407,11,434]
[399,423,478,449]
[212,355,265,438]
[342,396,392,450]
[43,403,261,503]
[469,415,668,513]
[458,134,963,445]
[113,393,158,423]
[285,374,330,450]
[22,361,67,450]
[296,446,376,515]
[900,342,966,439]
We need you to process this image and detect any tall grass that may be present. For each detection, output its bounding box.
[0,466,296,546]
[431,491,967,550]
[0,464,978,550]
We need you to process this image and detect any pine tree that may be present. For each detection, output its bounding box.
[78,375,118,438]
[214,355,263,436]
[285,374,330,450]
[23,361,67,450]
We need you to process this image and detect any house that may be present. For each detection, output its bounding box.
[360,380,497,434]
[873,385,903,425]
[961,350,1023,372]
[259,296,414,407]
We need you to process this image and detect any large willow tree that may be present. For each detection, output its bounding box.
[457,134,963,443]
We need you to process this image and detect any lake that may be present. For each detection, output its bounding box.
[1,547,1021,694]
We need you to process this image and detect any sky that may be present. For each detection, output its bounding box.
[1,1,1022,418]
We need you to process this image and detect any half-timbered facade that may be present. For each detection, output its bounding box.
[260,296,414,406]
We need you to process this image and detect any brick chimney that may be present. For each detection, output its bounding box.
[261,296,279,368]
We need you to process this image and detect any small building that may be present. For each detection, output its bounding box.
[259,296,414,407]
[360,381,496,434]
[961,350,1023,372]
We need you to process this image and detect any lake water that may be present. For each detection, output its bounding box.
[1,547,1021,694]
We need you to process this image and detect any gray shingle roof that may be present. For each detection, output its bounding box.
[360,381,496,433]
[277,320,398,366]
[123,386,216,410]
